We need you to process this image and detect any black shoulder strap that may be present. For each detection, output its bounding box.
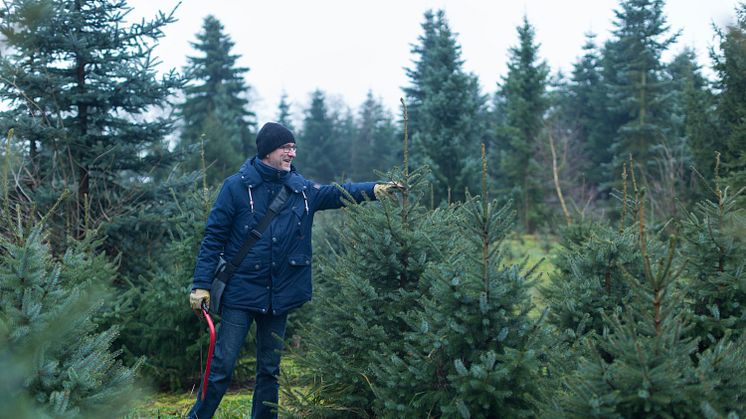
[220,185,292,283]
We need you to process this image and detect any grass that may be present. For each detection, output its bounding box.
[502,232,560,313]
[128,356,308,419]
[127,389,254,419]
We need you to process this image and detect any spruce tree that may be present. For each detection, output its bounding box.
[0,224,141,417]
[558,189,745,418]
[603,0,678,175]
[336,107,357,180]
[177,14,256,185]
[350,91,399,180]
[540,219,652,341]
[284,163,454,416]
[114,179,222,390]
[679,176,745,351]
[276,92,295,132]
[282,105,455,415]
[0,0,182,236]
[712,4,746,203]
[665,49,719,199]
[295,89,339,183]
[403,9,486,204]
[495,15,549,231]
[565,33,614,188]
[374,146,546,418]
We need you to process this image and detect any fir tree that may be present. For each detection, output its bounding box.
[349,91,399,180]
[285,163,455,416]
[403,9,486,204]
[335,106,357,180]
[0,224,141,417]
[495,15,550,232]
[558,188,745,418]
[295,89,339,183]
[712,4,746,203]
[665,49,719,197]
[565,33,614,188]
[679,174,746,351]
[282,104,456,415]
[276,92,295,132]
[540,219,652,341]
[603,0,679,174]
[178,14,255,185]
[0,0,182,236]
[113,179,222,390]
[374,146,546,418]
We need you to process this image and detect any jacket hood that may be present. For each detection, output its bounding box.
[238,156,306,193]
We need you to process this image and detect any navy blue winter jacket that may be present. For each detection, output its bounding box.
[192,157,377,315]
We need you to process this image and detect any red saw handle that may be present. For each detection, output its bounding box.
[200,302,216,401]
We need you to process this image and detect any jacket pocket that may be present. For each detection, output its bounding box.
[288,254,311,267]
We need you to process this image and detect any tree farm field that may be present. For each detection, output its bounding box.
[128,234,558,418]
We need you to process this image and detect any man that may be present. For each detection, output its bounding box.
[187,122,398,419]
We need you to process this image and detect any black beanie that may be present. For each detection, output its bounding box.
[256,122,295,158]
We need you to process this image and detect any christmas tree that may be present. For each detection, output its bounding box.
[374,145,547,417]
[557,185,745,417]
[679,167,745,351]
[0,224,141,417]
[542,163,665,342]
[281,103,455,416]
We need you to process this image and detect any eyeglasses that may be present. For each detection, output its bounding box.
[279,145,297,153]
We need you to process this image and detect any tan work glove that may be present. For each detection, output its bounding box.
[374,182,404,199]
[190,289,210,316]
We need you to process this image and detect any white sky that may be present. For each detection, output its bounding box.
[126,0,739,125]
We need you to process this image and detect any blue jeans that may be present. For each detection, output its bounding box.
[188,307,288,419]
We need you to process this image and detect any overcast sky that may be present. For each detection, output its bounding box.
[126,0,740,125]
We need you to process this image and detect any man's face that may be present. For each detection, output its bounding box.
[262,143,296,171]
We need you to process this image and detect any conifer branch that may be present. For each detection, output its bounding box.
[39,189,71,231]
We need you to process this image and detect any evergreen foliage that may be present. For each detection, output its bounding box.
[0,224,141,417]
[295,90,339,183]
[283,161,455,416]
[603,0,679,174]
[374,150,546,418]
[556,188,745,418]
[565,33,615,188]
[557,221,696,416]
[276,92,296,132]
[694,331,746,418]
[541,220,648,340]
[495,15,550,232]
[177,15,255,185]
[712,4,746,202]
[347,91,399,180]
[112,170,258,390]
[666,48,717,187]
[2,1,745,414]
[403,9,486,204]
[679,179,746,351]
[0,0,183,236]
